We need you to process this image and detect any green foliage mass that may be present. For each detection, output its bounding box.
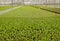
[0,6,60,41]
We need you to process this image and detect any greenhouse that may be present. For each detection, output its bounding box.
[0,0,60,41]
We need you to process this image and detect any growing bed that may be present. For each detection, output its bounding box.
[0,6,60,41]
[33,6,60,14]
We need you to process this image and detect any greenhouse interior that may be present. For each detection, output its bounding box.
[0,0,60,41]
